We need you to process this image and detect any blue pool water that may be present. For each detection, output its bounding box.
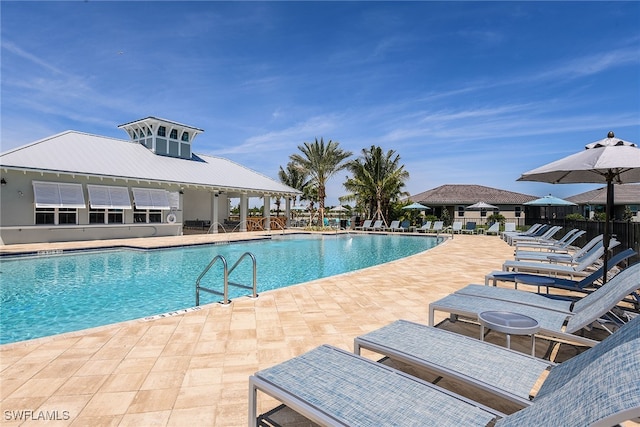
[0,233,440,344]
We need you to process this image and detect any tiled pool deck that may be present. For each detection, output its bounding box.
[0,231,632,426]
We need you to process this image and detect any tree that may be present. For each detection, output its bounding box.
[278,161,310,206]
[289,138,352,226]
[343,145,409,223]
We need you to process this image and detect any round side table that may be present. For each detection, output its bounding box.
[478,311,540,356]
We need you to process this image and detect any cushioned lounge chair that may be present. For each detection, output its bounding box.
[431,220,444,233]
[249,340,640,426]
[354,316,640,407]
[484,248,636,293]
[502,223,544,243]
[387,220,404,232]
[428,263,640,346]
[450,221,463,233]
[370,220,384,231]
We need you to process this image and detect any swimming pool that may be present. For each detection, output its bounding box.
[0,233,441,344]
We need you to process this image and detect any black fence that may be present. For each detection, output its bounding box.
[537,219,640,266]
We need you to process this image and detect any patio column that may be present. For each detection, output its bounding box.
[211,192,219,233]
[264,195,271,231]
[285,198,291,227]
[240,193,247,232]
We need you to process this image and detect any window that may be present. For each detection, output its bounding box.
[158,126,166,137]
[134,209,162,223]
[181,131,189,142]
[515,206,522,218]
[457,206,464,217]
[35,208,77,225]
[169,129,178,139]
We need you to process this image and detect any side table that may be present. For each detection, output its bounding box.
[478,311,540,356]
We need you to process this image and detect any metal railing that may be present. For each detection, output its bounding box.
[195,252,257,305]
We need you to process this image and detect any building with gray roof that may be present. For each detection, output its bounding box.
[0,117,300,244]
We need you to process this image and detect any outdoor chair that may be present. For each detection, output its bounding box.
[387,220,405,232]
[513,234,605,263]
[354,315,640,407]
[507,225,562,246]
[249,339,640,426]
[370,220,384,231]
[451,221,463,233]
[461,222,476,234]
[514,229,585,251]
[499,222,518,240]
[428,262,640,347]
[417,221,432,233]
[355,219,372,230]
[485,222,500,235]
[485,248,636,293]
[431,221,444,233]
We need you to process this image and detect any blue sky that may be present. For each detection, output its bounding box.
[2,1,639,206]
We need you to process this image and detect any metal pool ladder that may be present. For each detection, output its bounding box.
[195,252,257,305]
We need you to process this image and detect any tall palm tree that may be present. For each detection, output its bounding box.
[278,161,310,206]
[289,138,352,225]
[343,145,409,223]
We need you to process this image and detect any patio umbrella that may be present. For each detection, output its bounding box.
[330,205,348,212]
[524,194,576,219]
[465,201,499,210]
[518,131,640,282]
[402,202,431,211]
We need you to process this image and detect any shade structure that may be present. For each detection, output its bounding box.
[518,131,640,282]
[465,201,499,210]
[330,205,348,212]
[403,202,430,210]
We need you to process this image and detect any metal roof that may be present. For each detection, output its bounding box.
[0,131,300,196]
[411,184,538,205]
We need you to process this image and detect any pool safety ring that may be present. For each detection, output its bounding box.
[166,213,177,224]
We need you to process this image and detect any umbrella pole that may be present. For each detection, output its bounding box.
[603,177,614,284]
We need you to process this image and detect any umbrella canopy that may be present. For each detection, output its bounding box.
[523,195,576,206]
[518,131,640,282]
[291,205,308,211]
[330,205,348,212]
[403,202,430,210]
[465,201,499,210]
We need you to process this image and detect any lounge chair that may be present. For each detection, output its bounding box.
[416,221,432,233]
[485,248,637,293]
[485,222,500,235]
[501,239,618,279]
[507,225,562,246]
[499,222,517,239]
[461,221,476,234]
[502,223,543,242]
[513,234,606,263]
[451,221,463,233]
[355,219,372,230]
[428,263,640,347]
[387,220,405,232]
[514,229,585,251]
[431,220,444,233]
[454,262,640,315]
[354,315,640,407]
[370,220,384,231]
[249,340,640,426]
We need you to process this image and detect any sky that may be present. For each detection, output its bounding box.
[2,1,639,207]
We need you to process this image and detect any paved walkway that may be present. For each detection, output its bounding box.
[0,232,621,426]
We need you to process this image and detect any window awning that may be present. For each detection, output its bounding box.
[33,181,86,208]
[87,185,132,209]
[132,188,171,210]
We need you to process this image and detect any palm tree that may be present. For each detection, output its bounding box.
[343,145,409,223]
[278,161,310,206]
[289,138,352,226]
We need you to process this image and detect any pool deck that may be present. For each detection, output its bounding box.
[0,231,632,426]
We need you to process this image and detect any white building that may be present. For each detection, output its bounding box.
[0,117,300,245]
